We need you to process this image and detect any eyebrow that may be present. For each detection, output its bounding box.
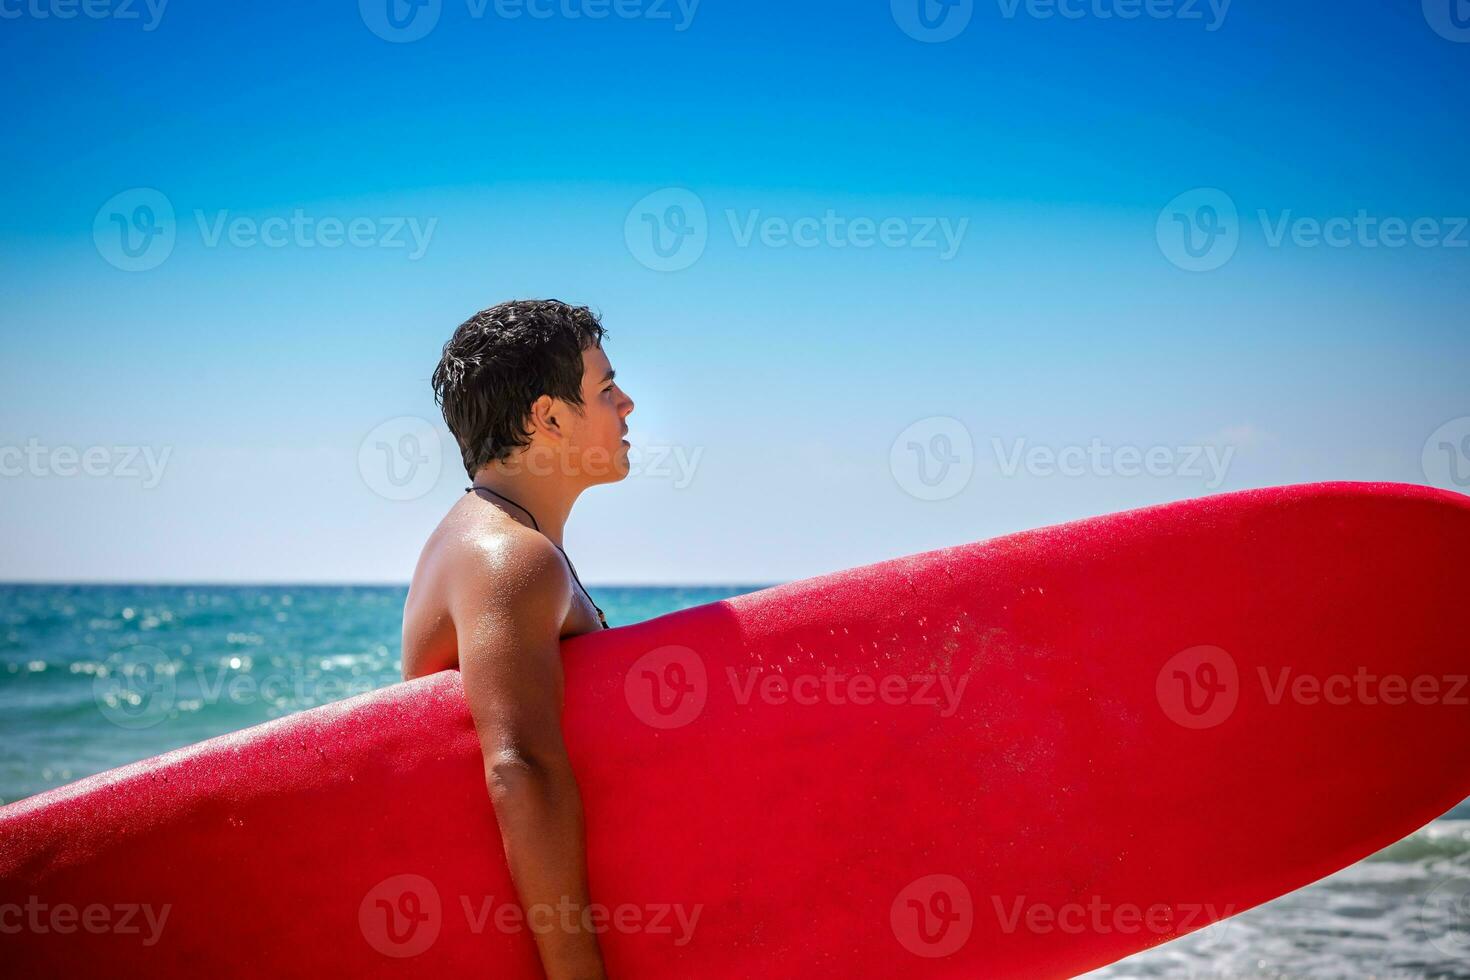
[601,369,616,383]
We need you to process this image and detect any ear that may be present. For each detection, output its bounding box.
[528,394,565,439]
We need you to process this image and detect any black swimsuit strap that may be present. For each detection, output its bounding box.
[465,485,609,630]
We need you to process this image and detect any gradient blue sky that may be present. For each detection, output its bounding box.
[2,0,1467,584]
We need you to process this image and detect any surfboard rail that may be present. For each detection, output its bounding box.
[3,482,1468,978]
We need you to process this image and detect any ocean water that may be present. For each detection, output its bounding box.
[1085,823,1470,980]
[2,584,1467,978]
[0,583,757,805]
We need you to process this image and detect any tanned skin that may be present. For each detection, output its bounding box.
[402,343,634,980]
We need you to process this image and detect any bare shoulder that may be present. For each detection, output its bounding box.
[452,520,572,616]
[402,507,571,678]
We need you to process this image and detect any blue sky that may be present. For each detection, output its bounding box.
[2,0,1468,584]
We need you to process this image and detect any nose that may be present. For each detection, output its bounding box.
[620,390,635,418]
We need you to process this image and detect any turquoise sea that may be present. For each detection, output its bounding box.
[0,583,761,805]
[2,584,1467,977]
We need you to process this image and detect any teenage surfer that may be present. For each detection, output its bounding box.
[402,299,634,980]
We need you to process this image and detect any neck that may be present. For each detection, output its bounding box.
[468,457,584,548]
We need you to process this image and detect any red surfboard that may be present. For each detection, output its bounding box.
[3,482,1468,977]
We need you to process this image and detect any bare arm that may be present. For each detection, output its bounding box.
[453,537,606,980]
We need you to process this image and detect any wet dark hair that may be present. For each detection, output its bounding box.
[432,299,607,477]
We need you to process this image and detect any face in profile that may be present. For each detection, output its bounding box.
[566,344,634,485]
